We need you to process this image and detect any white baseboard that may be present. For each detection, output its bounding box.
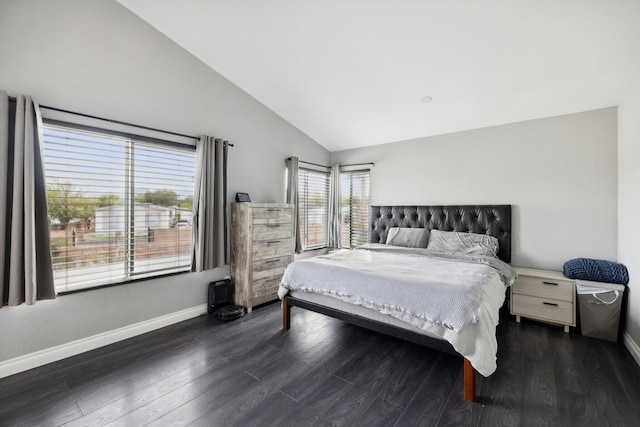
[623,330,640,367]
[0,304,208,380]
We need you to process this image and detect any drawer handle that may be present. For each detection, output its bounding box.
[265,240,280,244]
[542,281,558,286]
[266,224,281,228]
[543,302,559,307]
[267,209,282,212]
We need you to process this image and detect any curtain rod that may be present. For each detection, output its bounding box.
[343,162,375,168]
[9,96,234,146]
[289,158,375,169]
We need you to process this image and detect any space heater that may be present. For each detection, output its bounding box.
[208,279,245,320]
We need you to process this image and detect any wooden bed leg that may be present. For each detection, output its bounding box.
[282,296,291,331]
[463,358,476,402]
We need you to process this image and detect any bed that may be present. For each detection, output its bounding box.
[279,205,513,402]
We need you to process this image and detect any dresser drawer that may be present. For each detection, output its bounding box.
[253,264,287,280]
[251,275,281,300]
[252,207,292,224]
[512,275,574,302]
[512,294,574,324]
[253,223,292,241]
[251,288,279,306]
[253,256,292,273]
[252,239,292,261]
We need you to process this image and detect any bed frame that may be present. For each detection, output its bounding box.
[282,205,512,402]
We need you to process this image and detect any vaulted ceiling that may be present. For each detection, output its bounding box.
[117,0,640,151]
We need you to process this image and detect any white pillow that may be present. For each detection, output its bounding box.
[426,229,499,257]
[385,227,429,248]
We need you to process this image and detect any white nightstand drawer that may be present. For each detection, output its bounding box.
[512,275,574,302]
[512,294,574,325]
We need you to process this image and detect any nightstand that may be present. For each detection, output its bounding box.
[510,267,576,333]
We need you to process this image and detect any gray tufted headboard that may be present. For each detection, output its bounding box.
[370,205,512,263]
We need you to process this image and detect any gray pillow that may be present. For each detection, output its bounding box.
[385,227,429,248]
[426,229,499,257]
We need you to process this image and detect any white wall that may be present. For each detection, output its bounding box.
[331,108,618,270]
[618,62,640,353]
[0,0,328,364]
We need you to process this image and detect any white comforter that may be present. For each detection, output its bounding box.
[278,244,516,376]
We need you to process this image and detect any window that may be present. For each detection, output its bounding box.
[42,122,196,293]
[298,167,330,250]
[341,169,371,248]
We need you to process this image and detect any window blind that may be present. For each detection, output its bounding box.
[42,123,196,292]
[341,169,371,248]
[298,167,330,250]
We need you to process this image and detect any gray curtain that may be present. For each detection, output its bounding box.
[327,163,342,248]
[0,91,55,307]
[285,156,302,254]
[191,136,228,272]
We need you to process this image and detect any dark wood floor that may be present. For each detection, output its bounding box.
[1,302,640,427]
